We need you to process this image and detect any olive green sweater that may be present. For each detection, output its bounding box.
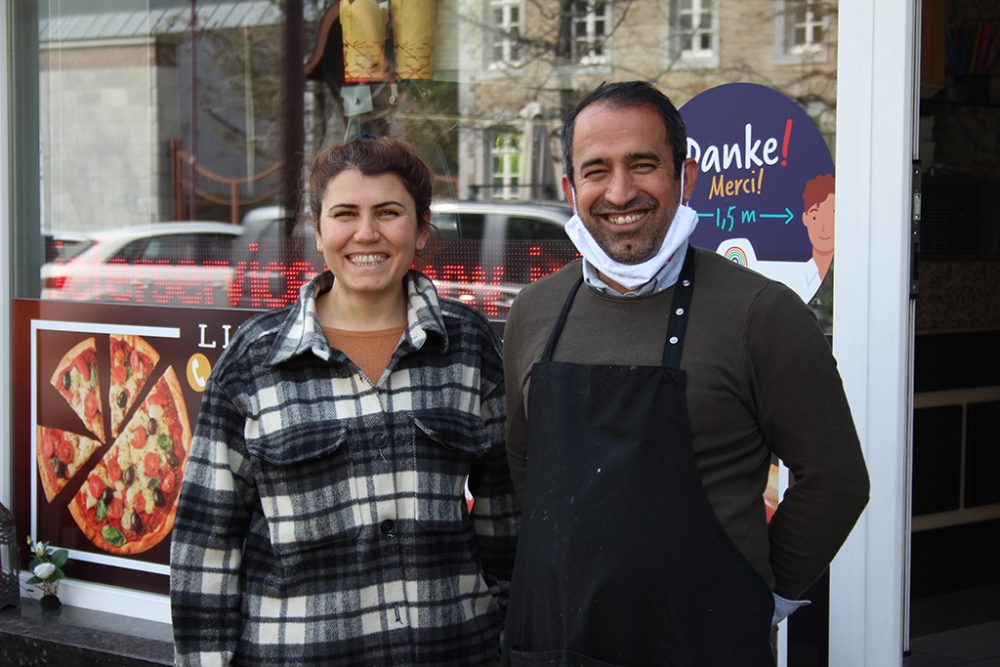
[503,247,869,599]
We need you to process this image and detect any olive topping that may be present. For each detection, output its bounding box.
[54,461,67,478]
[117,391,128,408]
[62,371,72,390]
[153,488,165,507]
[147,418,158,435]
[122,465,135,486]
[167,452,179,469]
[130,511,144,534]
[102,488,114,505]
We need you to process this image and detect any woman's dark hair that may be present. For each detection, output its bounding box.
[307,135,433,234]
[561,81,688,185]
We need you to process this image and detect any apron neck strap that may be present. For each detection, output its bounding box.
[661,246,697,369]
[541,277,583,363]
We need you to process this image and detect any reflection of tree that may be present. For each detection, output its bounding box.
[443,0,838,137]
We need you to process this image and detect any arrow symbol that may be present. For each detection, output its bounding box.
[760,207,794,224]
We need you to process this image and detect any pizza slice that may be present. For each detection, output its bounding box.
[50,337,105,442]
[109,334,160,438]
[69,367,191,555]
[35,426,102,503]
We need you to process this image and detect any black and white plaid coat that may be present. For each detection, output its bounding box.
[170,271,519,666]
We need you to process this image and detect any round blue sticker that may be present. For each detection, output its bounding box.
[680,83,835,303]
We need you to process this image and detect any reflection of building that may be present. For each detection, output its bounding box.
[38,3,285,232]
[445,0,837,201]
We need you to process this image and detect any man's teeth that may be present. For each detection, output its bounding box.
[607,212,643,225]
[350,254,386,265]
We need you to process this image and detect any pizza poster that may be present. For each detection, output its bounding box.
[680,83,836,306]
[12,299,256,594]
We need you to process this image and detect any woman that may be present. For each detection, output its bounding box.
[170,136,518,665]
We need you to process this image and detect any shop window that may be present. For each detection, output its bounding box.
[672,0,718,66]
[489,0,524,69]
[490,131,522,200]
[572,0,611,66]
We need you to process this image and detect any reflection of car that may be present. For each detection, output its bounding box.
[43,230,94,263]
[230,206,325,310]
[427,200,578,318]
[41,222,243,307]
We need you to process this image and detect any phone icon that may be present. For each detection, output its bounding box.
[187,353,211,393]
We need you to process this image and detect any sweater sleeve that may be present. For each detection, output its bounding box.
[747,283,870,599]
[170,368,256,665]
[502,296,530,507]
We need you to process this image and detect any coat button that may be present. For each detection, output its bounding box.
[380,519,395,535]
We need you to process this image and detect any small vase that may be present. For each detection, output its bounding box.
[40,593,61,615]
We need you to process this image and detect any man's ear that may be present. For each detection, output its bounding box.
[561,174,576,213]
[682,158,698,203]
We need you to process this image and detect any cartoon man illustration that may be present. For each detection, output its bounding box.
[715,172,835,303]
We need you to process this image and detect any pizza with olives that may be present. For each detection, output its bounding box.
[50,337,106,442]
[109,333,160,438]
[68,367,191,555]
[35,426,102,503]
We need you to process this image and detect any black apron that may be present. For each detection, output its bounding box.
[502,249,774,667]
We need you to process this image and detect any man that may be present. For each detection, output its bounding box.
[501,81,869,665]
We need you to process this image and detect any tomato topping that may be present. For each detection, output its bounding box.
[160,470,176,495]
[131,426,147,449]
[41,432,56,459]
[108,456,122,482]
[111,363,126,385]
[149,389,169,406]
[88,474,103,499]
[73,355,86,379]
[129,349,141,373]
[144,452,160,477]
[84,390,98,418]
[108,497,124,520]
[56,440,75,465]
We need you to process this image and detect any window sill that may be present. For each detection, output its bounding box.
[0,598,173,665]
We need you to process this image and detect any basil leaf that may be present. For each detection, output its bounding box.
[96,499,107,522]
[158,434,173,453]
[147,478,159,490]
[101,525,126,546]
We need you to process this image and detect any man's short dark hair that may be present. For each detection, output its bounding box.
[561,81,688,186]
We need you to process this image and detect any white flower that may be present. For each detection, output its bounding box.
[34,543,46,558]
[33,562,55,580]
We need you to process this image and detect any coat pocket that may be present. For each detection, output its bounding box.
[408,410,492,532]
[248,420,363,557]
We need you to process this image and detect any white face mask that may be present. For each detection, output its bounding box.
[565,167,699,289]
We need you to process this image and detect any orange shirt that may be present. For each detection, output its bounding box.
[322,325,406,384]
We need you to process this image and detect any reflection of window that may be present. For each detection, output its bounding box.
[781,0,828,57]
[673,0,716,62]
[489,0,522,68]
[491,132,522,200]
[572,0,611,66]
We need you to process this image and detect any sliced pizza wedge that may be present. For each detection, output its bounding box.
[50,337,105,442]
[35,426,103,503]
[69,367,191,555]
[109,333,160,438]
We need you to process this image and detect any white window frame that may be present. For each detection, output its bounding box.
[571,0,612,67]
[671,0,719,68]
[775,0,830,63]
[487,0,523,70]
[489,130,522,200]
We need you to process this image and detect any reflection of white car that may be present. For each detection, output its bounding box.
[41,222,243,308]
[428,200,577,318]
